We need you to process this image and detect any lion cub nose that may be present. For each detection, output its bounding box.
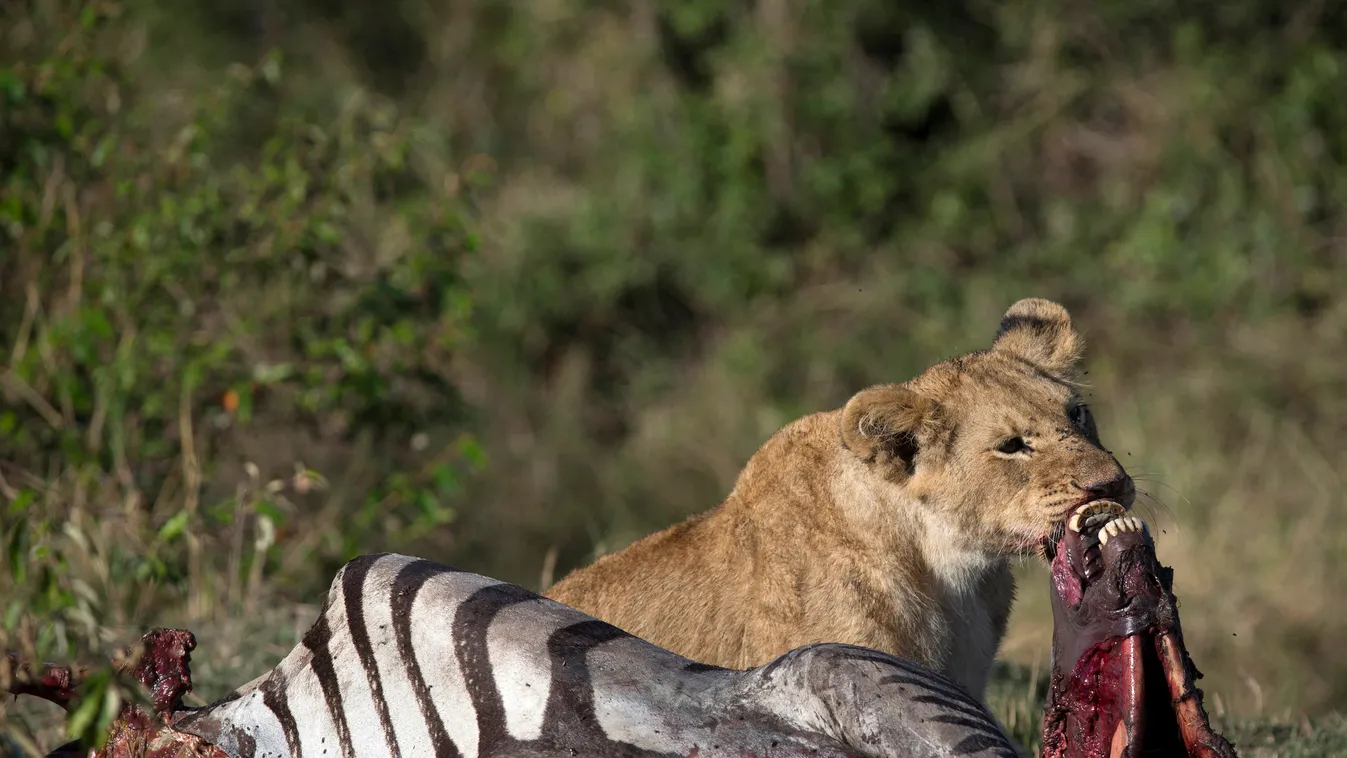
[1080,473,1136,507]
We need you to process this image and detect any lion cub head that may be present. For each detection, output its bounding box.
[840,298,1134,557]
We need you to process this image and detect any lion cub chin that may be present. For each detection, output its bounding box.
[545,298,1134,701]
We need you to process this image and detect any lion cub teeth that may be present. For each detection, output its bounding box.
[1067,500,1128,533]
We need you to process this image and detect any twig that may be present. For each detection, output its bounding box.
[0,369,66,430]
[62,183,84,316]
[538,545,559,593]
[8,283,40,369]
[179,384,205,620]
[0,466,18,500]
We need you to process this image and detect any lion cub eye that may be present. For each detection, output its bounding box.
[1069,403,1092,429]
[994,437,1032,455]
[1068,402,1098,438]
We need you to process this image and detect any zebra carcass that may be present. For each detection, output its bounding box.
[23,553,1015,758]
[14,509,1237,758]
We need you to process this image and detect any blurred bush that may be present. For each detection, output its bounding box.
[3,0,1347,750]
[2,4,482,745]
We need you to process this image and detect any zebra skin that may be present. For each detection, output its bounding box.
[168,552,1017,758]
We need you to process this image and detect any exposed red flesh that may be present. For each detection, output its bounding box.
[2,654,88,709]
[1041,511,1237,758]
[4,629,227,758]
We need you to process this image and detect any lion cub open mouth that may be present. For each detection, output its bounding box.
[1042,499,1137,597]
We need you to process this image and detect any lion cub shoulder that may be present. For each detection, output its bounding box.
[545,299,1134,699]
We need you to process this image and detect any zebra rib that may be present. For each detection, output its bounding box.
[174,553,1017,758]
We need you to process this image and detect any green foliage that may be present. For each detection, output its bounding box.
[1,0,482,592]
[2,4,481,746]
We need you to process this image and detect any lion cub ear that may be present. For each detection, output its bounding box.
[991,298,1083,376]
[840,384,938,476]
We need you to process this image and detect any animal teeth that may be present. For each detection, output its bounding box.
[1097,516,1148,546]
[1100,520,1119,545]
[1084,512,1114,528]
[1068,500,1127,533]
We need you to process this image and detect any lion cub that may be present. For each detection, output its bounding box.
[545,298,1134,699]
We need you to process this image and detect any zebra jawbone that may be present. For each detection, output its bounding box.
[1041,520,1237,758]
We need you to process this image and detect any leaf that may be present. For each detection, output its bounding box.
[7,488,36,515]
[157,510,191,542]
[4,599,23,631]
[432,463,459,496]
[65,673,106,742]
[252,362,295,384]
[455,435,487,471]
[6,523,27,582]
[253,499,285,525]
[0,69,24,102]
[95,683,124,743]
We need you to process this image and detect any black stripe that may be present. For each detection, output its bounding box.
[877,673,987,714]
[390,559,462,758]
[229,725,257,758]
[303,610,354,758]
[910,693,999,723]
[260,669,301,758]
[835,646,988,706]
[996,313,1054,341]
[883,655,981,690]
[878,670,986,710]
[837,650,905,669]
[452,582,539,752]
[342,555,402,758]
[929,713,1007,741]
[753,652,794,682]
[952,732,1017,756]
[541,620,633,738]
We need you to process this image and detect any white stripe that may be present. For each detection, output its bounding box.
[485,598,570,740]
[289,662,342,757]
[361,558,435,756]
[412,571,501,758]
[320,578,399,756]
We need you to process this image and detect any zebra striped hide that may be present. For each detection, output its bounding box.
[173,553,1017,758]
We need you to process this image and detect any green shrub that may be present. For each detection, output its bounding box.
[1,4,482,746]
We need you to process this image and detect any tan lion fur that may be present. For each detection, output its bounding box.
[544,298,1134,699]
